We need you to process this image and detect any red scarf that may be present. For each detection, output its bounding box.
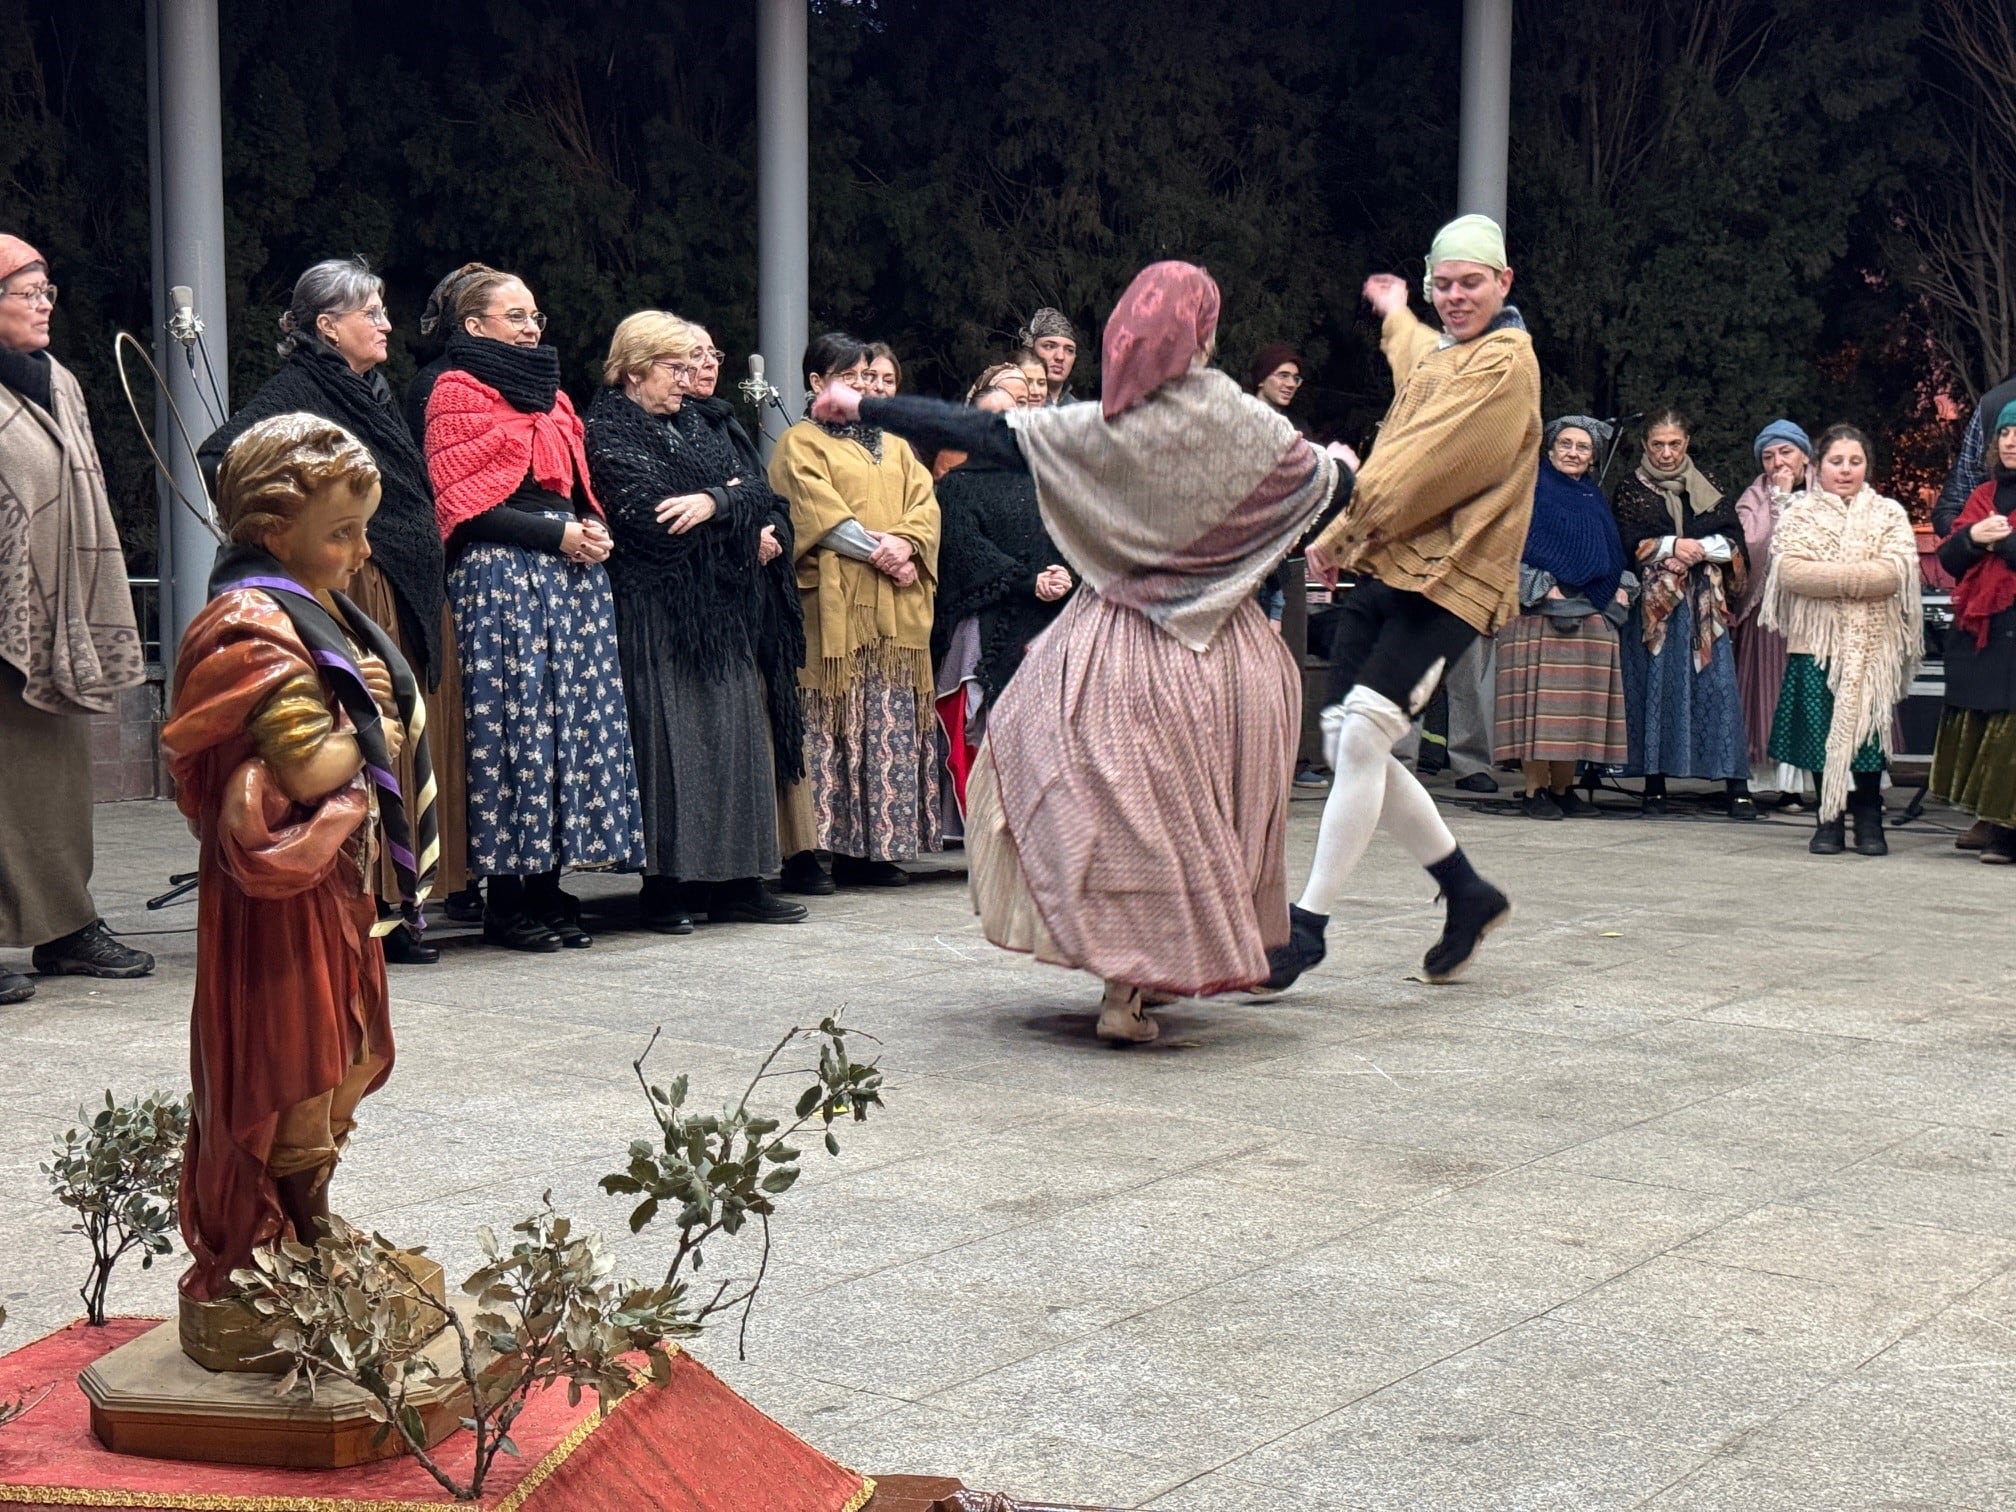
[1949,479,2016,650]
[423,368,602,539]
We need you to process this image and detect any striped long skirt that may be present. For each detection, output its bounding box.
[1491,611,1629,767]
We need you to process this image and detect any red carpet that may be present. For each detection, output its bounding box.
[0,1319,873,1511]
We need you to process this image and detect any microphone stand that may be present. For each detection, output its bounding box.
[738,372,798,443]
[1596,412,1642,489]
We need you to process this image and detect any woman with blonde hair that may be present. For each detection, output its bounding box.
[1759,424,1920,855]
[585,313,805,930]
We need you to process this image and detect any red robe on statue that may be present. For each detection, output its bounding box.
[162,590,394,1302]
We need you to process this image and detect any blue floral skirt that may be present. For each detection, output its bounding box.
[1619,594,1749,780]
[452,537,645,877]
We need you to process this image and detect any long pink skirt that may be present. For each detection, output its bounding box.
[1733,616,1789,770]
[966,590,1295,996]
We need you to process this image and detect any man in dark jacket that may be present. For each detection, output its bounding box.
[1935,372,2016,537]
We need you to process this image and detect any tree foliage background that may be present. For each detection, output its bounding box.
[1,0,2002,565]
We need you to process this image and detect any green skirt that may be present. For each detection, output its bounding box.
[1931,707,2016,825]
[1766,654,1882,774]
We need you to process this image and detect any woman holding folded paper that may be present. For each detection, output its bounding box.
[767,333,942,894]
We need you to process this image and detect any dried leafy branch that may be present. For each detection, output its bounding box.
[600,1017,885,1356]
[234,1211,687,1502]
[42,1092,190,1325]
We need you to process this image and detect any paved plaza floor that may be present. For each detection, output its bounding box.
[2,783,2013,1510]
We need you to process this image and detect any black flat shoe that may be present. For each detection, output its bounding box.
[442,885,485,924]
[1423,885,1512,984]
[1521,791,1564,820]
[1728,794,1759,821]
[1553,787,1593,817]
[1639,796,1669,817]
[1453,772,1500,794]
[779,851,836,896]
[381,924,440,966]
[483,911,563,953]
[536,895,592,949]
[0,970,34,1005]
[832,856,911,888]
[31,919,153,979]
[642,908,696,935]
[709,884,808,925]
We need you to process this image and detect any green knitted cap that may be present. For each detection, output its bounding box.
[1996,397,2016,434]
[1423,213,1508,298]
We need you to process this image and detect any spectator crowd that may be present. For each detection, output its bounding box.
[2,231,2013,1001]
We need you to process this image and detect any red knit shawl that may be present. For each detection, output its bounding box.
[1949,480,2016,650]
[423,368,602,539]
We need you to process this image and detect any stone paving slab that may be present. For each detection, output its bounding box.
[1,784,2012,1509]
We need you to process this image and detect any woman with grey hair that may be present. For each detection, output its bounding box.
[198,255,468,964]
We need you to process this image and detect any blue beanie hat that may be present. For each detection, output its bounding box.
[1753,419,1812,467]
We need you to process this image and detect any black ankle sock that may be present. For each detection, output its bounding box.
[488,876,524,914]
[1426,847,1485,897]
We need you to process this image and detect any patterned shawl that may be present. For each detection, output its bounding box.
[1614,464,1748,669]
[1760,486,1922,820]
[0,354,143,714]
[1006,366,1337,653]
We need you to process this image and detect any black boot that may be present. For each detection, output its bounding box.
[1809,816,1846,855]
[1260,905,1329,992]
[1849,772,1887,856]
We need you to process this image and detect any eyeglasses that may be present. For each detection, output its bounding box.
[651,358,696,379]
[1270,370,1304,385]
[488,307,548,332]
[699,348,725,364]
[2,283,57,307]
[347,304,391,329]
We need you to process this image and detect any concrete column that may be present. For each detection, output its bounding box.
[151,0,230,664]
[1457,0,1512,228]
[756,0,809,437]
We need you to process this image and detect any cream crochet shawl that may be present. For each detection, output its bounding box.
[1760,485,1922,819]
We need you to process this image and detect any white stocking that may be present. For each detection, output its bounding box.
[1297,689,1415,916]
[1377,756,1457,868]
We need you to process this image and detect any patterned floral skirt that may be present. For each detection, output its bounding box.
[1931,707,2016,825]
[451,534,645,877]
[1766,654,1883,775]
[788,648,941,862]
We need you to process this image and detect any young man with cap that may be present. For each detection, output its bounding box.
[1266,213,1540,991]
[1018,307,1080,405]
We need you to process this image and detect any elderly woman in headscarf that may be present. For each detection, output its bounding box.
[1931,398,2016,864]
[1494,416,1630,818]
[1017,308,1081,405]
[198,256,466,965]
[0,234,151,1003]
[815,263,1347,1043]
[1611,409,1755,817]
[1729,419,1815,803]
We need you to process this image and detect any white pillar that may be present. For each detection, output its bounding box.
[151,0,230,665]
[1457,0,1513,228]
[757,0,809,438]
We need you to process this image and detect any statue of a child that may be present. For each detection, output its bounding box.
[163,413,437,1308]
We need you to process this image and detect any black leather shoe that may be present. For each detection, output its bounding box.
[536,893,593,949]
[1809,818,1846,855]
[0,970,34,1004]
[1258,904,1329,993]
[442,885,485,923]
[832,856,911,888]
[779,851,836,896]
[1453,772,1500,794]
[709,882,808,925]
[483,910,563,953]
[1728,793,1759,821]
[32,920,153,979]
[1423,885,1512,984]
[381,924,440,965]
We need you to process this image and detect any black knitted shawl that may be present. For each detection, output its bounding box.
[680,394,806,784]
[1612,465,1747,567]
[933,460,1069,700]
[197,344,447,684]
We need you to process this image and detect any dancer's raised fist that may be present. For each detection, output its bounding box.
[811,379,861,424]
[1363,274,1409,318]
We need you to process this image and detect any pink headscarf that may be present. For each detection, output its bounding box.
[0,235,45,285]
[1100,261,1221,420]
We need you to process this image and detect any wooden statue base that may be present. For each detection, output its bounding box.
[79,1309,470,1469]
[177,1251,447,1373]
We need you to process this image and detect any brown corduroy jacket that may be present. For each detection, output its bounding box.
[1312,306,1541,634]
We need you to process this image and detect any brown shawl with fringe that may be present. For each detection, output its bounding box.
[0,354,143,715]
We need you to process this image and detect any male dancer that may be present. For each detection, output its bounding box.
[1267,214,1540,990]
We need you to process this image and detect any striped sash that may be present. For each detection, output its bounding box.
[208,546,440,931]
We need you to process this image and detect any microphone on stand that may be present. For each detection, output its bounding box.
[739,352,777,407]
[1597,411,1644,486]
[166,285,203,348]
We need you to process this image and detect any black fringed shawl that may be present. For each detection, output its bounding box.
[198,345,447,685]
[585,388,806,783]
[932,460,1069,700]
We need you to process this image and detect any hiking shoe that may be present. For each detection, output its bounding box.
[1259,905,1329,993]
[32,920,154,979]
[0,971,34,1005]
[1422,886,1511,984]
